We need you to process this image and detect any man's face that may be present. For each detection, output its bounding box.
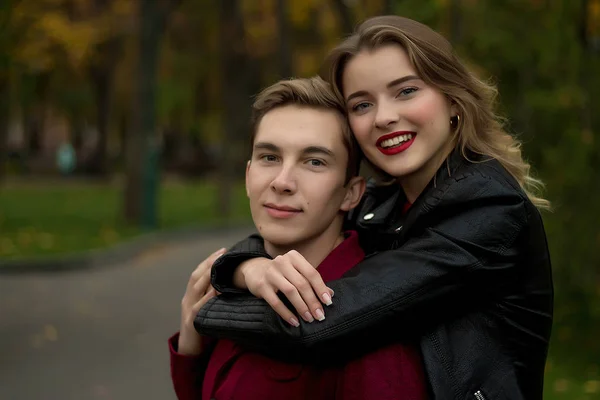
[246,104,360,248]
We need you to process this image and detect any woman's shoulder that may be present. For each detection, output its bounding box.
[434,156,529,204]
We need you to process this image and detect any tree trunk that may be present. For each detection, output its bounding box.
[0,75,8,183]
[277,0,293,78]
[383,0,395,14]
[218,0,253,221]
[449,0,462,45]
[87,45,116,176]
[332,0,354,35]
[0,0,12,183]
[123,0,164,227]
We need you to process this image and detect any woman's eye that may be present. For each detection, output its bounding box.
[351,102,371,112]
[398,87,418,97]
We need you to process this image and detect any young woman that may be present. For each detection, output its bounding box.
[197,16,553,400]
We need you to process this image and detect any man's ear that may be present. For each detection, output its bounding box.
[340,176,366,212]
[245,160,251,198]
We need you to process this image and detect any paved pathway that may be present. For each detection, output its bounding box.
[0,227,255,400]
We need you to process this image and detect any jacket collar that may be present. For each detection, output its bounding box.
[356,149,470,230]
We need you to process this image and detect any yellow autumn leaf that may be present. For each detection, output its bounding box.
[554,379,569,393]
[38,233,55,250]
[584,380,600,394]
[289,0,320,26]
[0,237,16,254]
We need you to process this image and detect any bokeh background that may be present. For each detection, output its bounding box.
[1,0,599,399]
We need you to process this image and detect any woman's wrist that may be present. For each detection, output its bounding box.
[233,258,268,290]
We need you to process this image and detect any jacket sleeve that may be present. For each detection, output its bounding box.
[210,182,380,293]
[210,233,271,294]
[169,333,216,400]
[196,174,530,361]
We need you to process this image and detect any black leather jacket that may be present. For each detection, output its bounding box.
[196,152,554,400]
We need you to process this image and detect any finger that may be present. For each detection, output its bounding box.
[204,287,218,298]
[266,270,314,323]
[192,287,219,315]
[189,248,226,287]
[193,270,212,296]
[279,264,325,322]
[289,250,333,307]
[261,289,300,328]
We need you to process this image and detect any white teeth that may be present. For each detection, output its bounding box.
[380,133,413,148]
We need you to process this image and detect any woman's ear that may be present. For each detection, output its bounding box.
[340,176,366,212]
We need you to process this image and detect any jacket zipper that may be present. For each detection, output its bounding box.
[474,390,487,400]
[431,332,461,399]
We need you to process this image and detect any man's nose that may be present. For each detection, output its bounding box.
[270,166,297,194]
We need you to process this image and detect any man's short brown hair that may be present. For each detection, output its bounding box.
[250,76,361,183]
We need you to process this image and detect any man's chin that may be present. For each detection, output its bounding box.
[261,228,303,249]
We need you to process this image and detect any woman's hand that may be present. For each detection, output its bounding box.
[178,248,226,355]
[236,251,334,327]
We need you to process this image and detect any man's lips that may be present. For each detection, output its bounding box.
[264,204,302,219]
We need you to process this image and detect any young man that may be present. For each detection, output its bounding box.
[168,77,426,399]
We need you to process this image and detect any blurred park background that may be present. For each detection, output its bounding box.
[0,0,599,398]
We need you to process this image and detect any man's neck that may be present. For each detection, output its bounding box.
[264,219,345,268]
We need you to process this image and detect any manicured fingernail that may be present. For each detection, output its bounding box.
[315,309,325,321]
[289,317,300,327]
[322,293,332,306]
[304,311,314,323]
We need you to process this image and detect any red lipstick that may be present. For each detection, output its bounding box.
[376,131,416,155]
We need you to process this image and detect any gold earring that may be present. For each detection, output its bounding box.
[450,115,460,127]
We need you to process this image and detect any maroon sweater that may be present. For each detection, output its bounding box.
[169,230,426,399]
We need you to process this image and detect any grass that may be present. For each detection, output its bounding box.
[0,179,251,259]
[544,355,600,399]
[543,307,600,400]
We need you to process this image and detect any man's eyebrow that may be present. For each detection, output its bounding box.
[345,74,421,103]
[253,142,335,159]
[253,142,280,152]
[302,146,336,159]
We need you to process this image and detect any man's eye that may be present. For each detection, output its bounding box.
[261,155,278,162]
[308,159,325,167]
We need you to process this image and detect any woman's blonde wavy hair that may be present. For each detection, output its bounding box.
[323,15,550,210]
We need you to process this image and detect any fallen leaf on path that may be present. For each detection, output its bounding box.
[43,324,58,341]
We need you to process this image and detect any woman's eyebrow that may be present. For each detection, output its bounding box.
[345,74,421,103]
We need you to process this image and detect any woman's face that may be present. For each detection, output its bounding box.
[342,44,457,195]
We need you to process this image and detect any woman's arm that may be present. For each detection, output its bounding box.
[196,174,536,359]
[209,181,378,293]
[210,234,270,294]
